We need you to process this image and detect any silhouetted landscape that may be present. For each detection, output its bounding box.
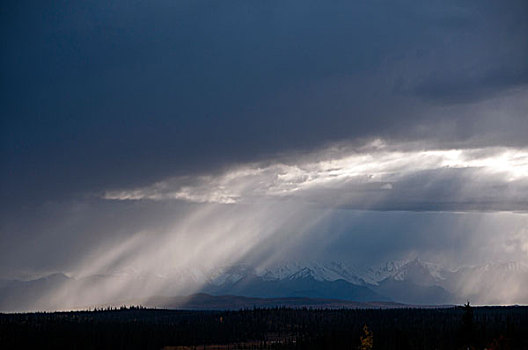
[1,303,528,349]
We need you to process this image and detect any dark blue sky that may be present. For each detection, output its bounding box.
[2,0,527,206]
[1,0,527,284]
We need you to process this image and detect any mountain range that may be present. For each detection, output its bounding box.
[1,258,527,312]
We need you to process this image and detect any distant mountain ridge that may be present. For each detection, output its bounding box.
[202,258,455,305]
[204,271,387,302]
[1,259,527,311]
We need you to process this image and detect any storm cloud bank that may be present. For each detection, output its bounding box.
[1,0,527,309]
[2,140,528,309]
[2,0,527,204]
[105,141,528,212]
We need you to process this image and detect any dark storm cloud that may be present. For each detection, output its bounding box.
[413,69,528,104]
[1,0,527,207]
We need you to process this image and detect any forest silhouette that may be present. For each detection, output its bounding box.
[1,304,527,349]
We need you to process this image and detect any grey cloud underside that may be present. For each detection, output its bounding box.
[1,0,527,205]
[107,173,528,212]
[104,144,528,212]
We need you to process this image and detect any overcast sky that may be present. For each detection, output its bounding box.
[1,0,527,291]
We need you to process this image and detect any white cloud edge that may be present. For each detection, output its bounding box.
[103,140,528,210]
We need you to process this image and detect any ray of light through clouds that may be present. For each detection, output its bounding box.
[32,141,522,308]
[6,142,528,309]
[35,200,334,309]
[1,0,528,310]
[104,141,528,211]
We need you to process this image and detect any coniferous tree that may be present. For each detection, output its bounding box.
[460,301,475,349]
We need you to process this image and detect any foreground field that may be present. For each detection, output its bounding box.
[1,305,527,349]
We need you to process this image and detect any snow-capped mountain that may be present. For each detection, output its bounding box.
[366,259,454,305]
[192,258,457,305]
[258,261,367,285]
[381,259,447,284]
[201,258,528,305]
[2,259,527,311]
[203,262,386,303]
[360,260,409,285]
[252,258,446,287]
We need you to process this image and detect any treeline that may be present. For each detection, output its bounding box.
[1,305,527,349]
